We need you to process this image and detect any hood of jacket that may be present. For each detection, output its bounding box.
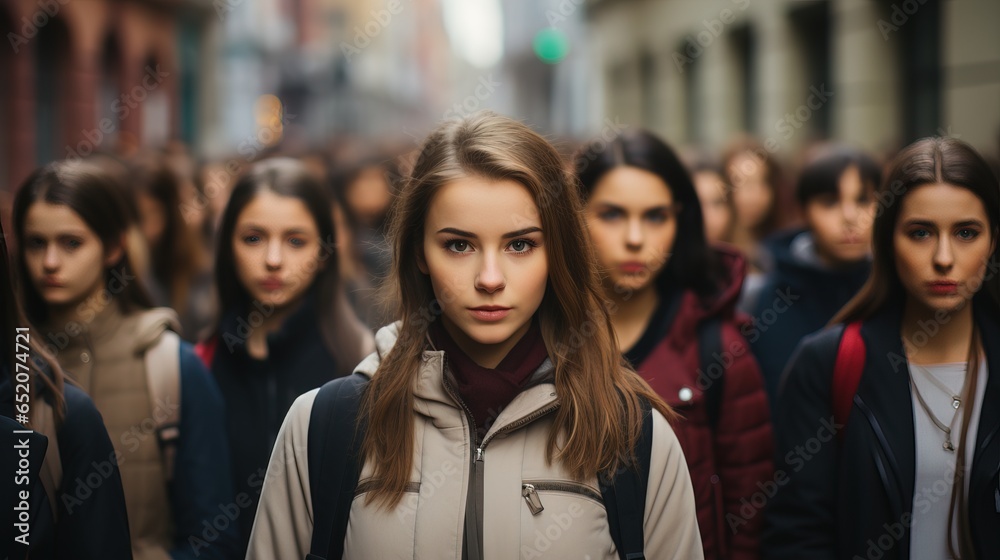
[761,228,871,293]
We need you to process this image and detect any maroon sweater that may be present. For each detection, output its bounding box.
[429,319,548,437]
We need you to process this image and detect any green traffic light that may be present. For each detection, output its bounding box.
[533,28,569,63]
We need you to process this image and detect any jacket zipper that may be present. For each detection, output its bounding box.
[440,357,560,559]
[521,480,604,516]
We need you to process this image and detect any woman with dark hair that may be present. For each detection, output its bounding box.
[12,160,238,560]
[196,157,374,554]
[0,211,131,559]
[763,137,1000,559]
[130,151,215,340]
[575,129,773,560]
[247,113,702,558]
[749,147,881,406]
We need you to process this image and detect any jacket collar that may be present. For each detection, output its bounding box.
[356,322,560,439]
[859,295,1000,519]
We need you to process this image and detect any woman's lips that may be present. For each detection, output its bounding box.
[469,306,511,321]
[41,277,64,288]
[927,281,959,296]
[259,279,284,291]
[619,262,646,274]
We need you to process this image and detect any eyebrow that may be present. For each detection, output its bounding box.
[436,226,543,239]
[903,219,986,228]
[239,223,312,235]
[593,202,674,212]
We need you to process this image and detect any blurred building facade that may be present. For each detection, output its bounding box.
[585,0,1000,156]
[0,0,218,192]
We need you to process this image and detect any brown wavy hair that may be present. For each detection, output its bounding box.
[359,112,672,509]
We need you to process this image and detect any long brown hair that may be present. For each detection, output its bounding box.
[2,213,67,426]
[833,137,1000,324]
[360,112,671,509]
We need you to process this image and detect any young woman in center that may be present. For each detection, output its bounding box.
[575,129,774,560]
[762,137,1000,559]
[247,113,703,559]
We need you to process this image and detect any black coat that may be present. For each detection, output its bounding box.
[208,295,347,554]
[762,299,1000,560]
[748,229,871,408]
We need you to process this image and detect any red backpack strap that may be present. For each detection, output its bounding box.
[832,322,866,443]
[194,335,219,369]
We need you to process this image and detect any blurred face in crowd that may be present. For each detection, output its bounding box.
[419,176,547,368]
[232,191,324,310]
[693,170,733,244]
[137,191,167,249]
[347,166,392,229]
[585,166,678,295]
[803,165,876,267]
[727,153,774,231]
[894,182,995,317]
[21,202,121,311]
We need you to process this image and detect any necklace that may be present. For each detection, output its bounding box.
[908,363,968,453]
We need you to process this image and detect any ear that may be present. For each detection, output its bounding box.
[103,233,126,268]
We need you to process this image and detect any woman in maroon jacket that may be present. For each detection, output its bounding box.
[576,129,774,560]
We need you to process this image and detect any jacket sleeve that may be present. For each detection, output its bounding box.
[168,344,240,560]
[245,389,318,560]
[714,322,774,560]
[644,409,705,559]
[53,384,133,560]
[760,329,842,560]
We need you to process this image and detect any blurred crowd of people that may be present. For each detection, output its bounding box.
[3,113,1000,560]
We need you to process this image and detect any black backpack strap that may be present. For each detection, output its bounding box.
[306,373,370,560]
[600,397,654,560]
[698,317,725,432]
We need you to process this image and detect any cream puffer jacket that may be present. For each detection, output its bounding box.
[247,323,704,559]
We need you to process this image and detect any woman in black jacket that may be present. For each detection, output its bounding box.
[196,157,374,554]
[0,212,132,559]
[762,137,1000,560]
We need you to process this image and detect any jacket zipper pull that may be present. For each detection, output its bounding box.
[475,446,484,462]
[522,484,544,515]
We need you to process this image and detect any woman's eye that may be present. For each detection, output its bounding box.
[445,240,471,253]
[243,235,261,244]
[289,237,306,247]
[25,237,46,250]
[956,228,979,241]
[909,229,930,240]
[645,211,668,224]
[508,239,536,253]
[598,209,623,221]
[64,239,82,250]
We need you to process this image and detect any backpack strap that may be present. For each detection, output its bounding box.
[307,373,370,560]
[698,317,725,432]
[145,330,182,481]
[832,322,866,444]
[600,397,653,560]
